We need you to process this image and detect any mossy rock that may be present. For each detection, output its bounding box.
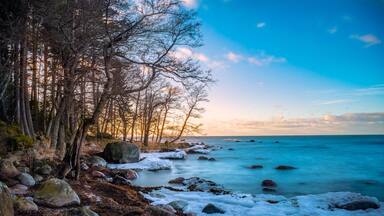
[0,121,34,154]
[0,181,14,216]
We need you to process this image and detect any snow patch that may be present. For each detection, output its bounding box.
[144,189,383,216]
[107,157,172,171]
[141,150,187,160]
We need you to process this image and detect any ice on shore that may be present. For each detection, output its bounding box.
[144,188,383,216]
[107,152,183,171]
[185,145,211,154]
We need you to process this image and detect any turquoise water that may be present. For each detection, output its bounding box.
[133,135,384,200]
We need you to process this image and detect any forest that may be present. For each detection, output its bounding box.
[0,0,211,179]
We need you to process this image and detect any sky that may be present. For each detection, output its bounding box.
[181,0,384,135]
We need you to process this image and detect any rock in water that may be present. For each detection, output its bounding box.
[13,196,38,212]
[87,156,107,167]
[338,201,380,210]
[0,181,14,216]
[103,141,140,163]
[34,178,80,207]
[248,165,263,169]
[262,180,277,187]
[64,206,99,216]
[17,172,36,186]
[168,200,188,212]
[168,177,185,184]
[202,203,225,214]
[275,165,296,170]
[0,159,20,179]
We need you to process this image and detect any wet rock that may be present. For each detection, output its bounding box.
[338,201,380,211]
[228,148,234,151]
[112,175,131,185]
[0,159,20,179]
[275,165,296,170]
[168,177,185,184]
[17,172,35,186]
[91,171,106,178]
[198,156,209,160]
[86,156,107,167]
[103,141,140,163]
[168,200,188,212]
[36,164,52,175]
[13,196,38,212]
[266,200,279,204]
[202,203,225,214]
[110,169,138,180]
[10,184,28,195]
[249,139,255,142]
[262,180,277,187]
[248,165,263,169]
[64,206,99,216]
[274,141,279,143]
[184,177,229,195]
[34,178,80,207]
[262,187,276,192]
[208,157,216,161]
[145,205,176,216]
[33,174,44,182]
[0,181,14,216]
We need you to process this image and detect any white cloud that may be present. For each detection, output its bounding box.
[256,22,266,28]
[350,34,381,47]
[172,47,226,70]
[226,52,243,63]
[182,0,198,8]
[318,99,355,105]
[328,26,337,34]
[354,84,384,96]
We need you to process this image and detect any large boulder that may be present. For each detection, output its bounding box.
[0,159,20,179]
[168,200,188,212]
[34,178,80,207]
[103,141,140,163]
[86,156,107,167]
[145,205,176,216]
[0,181,14,216]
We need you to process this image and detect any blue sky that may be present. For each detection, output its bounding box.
[181,0,384,135]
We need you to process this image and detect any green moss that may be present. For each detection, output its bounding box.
[0,121,34,152]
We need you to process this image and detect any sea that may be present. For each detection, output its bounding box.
[133,135,384,201]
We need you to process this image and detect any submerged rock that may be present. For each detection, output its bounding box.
[228,148,234,151]
[103,141,140,163]
[198,156,208,160]
[275,165,296,170]
[262,180,277,187]
[17,172,35,186]
[202,203,225,214]
[262,187,276,193]
[34,178,80,207]
[0,181,14,216]
[13,196,38,212]
[87,156,107,167]
[248,165,263,169]
[338,201,380,211]
[168,200,188,212]
[0,159,20,179]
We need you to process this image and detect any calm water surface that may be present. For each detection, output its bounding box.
[133,135,384,200]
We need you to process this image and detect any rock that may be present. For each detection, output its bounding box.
[86,156,107,167]
[0,159,21,179]
[145,205,176,216]
[249,139,255,142]
[110,169,138,180]
[34,178,80,207]
[2,177,19,187]
[208,157,216,161]
[275,165,296,170]
[168,200,188,212]
[168,177,185,184]
[103,141,140,163]
[198,156,208,160]
[338,201,380,211]
[80,163,89,171]
[10,184,28,195]
[262,187,276,192]
[274,141,279,143]
[33,174,44,182]
[0,181,14,216]
[262,180,277,187]
[17,172,36,186]
[112,175,131,185]
[202,203,225,214]
[266,200,279,204]
[248,165,263,169]
[18,166,30,173]
[13,196,38,212]
[91,171,106,178]
[36,164,52,175]
[64,206,99,216]
[184,177,229,195]
[228,148,234,151]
